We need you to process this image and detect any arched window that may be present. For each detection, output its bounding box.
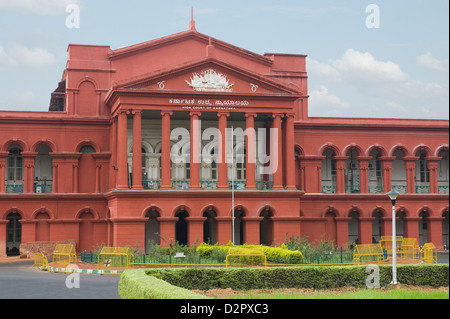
[34,145,53,193]
[6,146,24,193]
[7,147,23,182]
[416,150,430,193]
[392,149,407,193]
[438,150,449,194]
[345,149,360,193]
[321,148,336,193]
[369,150,383,194]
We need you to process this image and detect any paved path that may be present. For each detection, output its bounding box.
[0,260,120,299]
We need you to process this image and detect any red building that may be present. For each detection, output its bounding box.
[0,22,448,256]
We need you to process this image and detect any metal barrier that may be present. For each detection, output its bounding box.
[32,253,49,270]
[353,244,385,265]
[422,243,437,264]
[226,247,267,267]
[380,236,403,257]
[400,238,420,260]
[97,247,134,273]
[52,244,77,272]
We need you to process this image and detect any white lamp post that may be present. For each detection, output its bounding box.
[386,189,400,285]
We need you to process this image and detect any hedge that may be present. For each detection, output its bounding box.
[144,264,449,291]
[118,269,210,299]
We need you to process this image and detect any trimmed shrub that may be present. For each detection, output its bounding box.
[118,269,210,299]
[144,264,449,291]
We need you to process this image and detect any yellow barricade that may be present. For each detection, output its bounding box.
[226,247,267,268]
[32,253,49,270]
[422,243,437,264]
[52,244,77,271]
[400,238,420,260]
[353,244,384,265]
[97,247,134,273]
[379,236,403,257]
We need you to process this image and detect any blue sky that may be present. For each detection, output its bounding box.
[0,0,448,119]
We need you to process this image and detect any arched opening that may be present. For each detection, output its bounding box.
[78,210,94,252]
[372,209,383,243]
[438,150,449,194]
[419,210,429,245]
[392,148,407,194]
[416,150,430,193]
[34,144,53,193]
[259,207,274,245]
[145,210,160,252]
[203,209,217,244]
[6,145,24,193]
[345,149,360,193]
[175,210,189,246]
[324,210,337,243]
[35,211,50,241]
[233,208,245,245]
[396,210,406,238]
[321,149,337,193]
[369,149,383,194]
[6,212,22,256]
[442,210,449,249]
[348,210,359,246]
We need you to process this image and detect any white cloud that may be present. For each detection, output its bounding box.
[416,52,449,72]
[306,57,341,82]
[0,0,79,15]
[419,106,438,118]
[10,43,56,67]
[331,48,409,83]
[0,45,17,69]
[386,101,408,114]
[309,85,350,116]
[0,43,55,68]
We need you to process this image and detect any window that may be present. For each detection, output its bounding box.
[7,147,23,181]
[418,152,429,183]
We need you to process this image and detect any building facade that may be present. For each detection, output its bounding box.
[0,23,448,256]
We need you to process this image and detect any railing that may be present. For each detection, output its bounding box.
[5,183,24,193]
[416,185,430,194]
[438,185,449,194]
[392,184,407,194]
[228,181,246,190]
[34,182,52,193]
[321,185,336,194]
[256,180,273,190]
[171,180,190,189]
[143,179,161,189]
[368,185,384,194]
[200,180,218,189]
[345,185,360,193]
[80,249,355,266]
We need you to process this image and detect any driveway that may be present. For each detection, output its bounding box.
[0,260,120,299]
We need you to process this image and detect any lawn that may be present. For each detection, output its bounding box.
[195,286,449,299]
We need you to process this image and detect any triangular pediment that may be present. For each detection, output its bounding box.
[115,58,300,95]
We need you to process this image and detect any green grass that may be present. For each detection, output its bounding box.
[212,288,449,299]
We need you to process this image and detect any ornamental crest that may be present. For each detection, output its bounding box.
[185,69,234,92]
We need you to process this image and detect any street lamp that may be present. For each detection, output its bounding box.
[386,189,400,285]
